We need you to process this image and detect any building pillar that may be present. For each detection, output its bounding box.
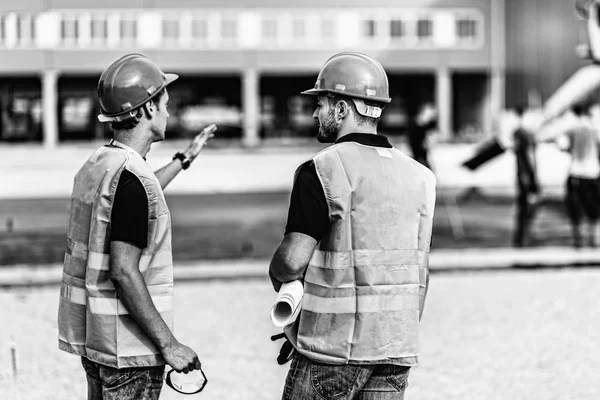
[489,68,505,136]
[242,68,260,147]
[436,67,452,140]
[42,69,59,148]
[490,0,506,135]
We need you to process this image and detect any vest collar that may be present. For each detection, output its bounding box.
[109,139,147,161]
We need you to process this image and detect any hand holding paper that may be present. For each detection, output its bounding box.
[270,280,304,328]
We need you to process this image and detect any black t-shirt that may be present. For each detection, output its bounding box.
[110,169,149,249]
[284,133,393,242]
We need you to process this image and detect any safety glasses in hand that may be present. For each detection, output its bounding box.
[165,367,208,395]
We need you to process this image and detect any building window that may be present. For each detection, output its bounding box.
[163,19,179,40]
[192,19,208,39]
[457,18,477,39]
[417,19,432,39]
[120,18,137,40]
[364,19,376,37]
[262,19,277,39]
[221,19,236,39]
[321,18,335,38]
[390,19,404,38]
[18,14,33,45]
[91,16,107,41]
[292,18,305,39]
[61,17,78,43]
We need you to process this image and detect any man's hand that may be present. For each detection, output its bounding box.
[183,124,217,162]
[161,339,202,374]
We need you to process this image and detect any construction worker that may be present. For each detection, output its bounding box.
[513,105,541,247]
[269,52,436,400]
[57,54,215,400]
[558,105,600,247]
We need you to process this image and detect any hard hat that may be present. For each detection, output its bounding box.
[97,53,178,122]
[301,52,391,118]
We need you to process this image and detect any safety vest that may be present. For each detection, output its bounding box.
[57,140,174,368]
[290,141,436,365]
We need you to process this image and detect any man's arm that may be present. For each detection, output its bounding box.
[269,232,318,292]
[155,124,216,189]
[109,241,200,373]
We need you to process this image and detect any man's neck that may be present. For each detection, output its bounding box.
[113,131,152,158]
[336,126,377,141]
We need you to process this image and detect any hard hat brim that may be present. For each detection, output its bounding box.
[301,88,391,103]
[165,73,179,85]
[300,88,321,96]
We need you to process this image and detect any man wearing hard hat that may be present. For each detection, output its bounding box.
[57,54,215,399]
[269,52,437,399]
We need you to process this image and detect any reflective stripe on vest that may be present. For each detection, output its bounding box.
[57,141,174,368]
[293,141,436,365]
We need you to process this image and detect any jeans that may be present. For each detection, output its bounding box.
[81,357,165,400]
[282,352,410,400]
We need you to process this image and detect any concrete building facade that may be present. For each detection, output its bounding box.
[0,0,582,147]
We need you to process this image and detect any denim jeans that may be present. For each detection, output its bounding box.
[81,357,165,400]
[282,352,410,400]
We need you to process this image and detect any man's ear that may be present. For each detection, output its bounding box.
[143,100,155,119]
[336,100,350,120]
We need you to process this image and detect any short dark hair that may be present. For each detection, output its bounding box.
[110,89,166,131]
[326,94,384,126]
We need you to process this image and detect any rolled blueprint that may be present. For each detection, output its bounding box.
[270,280,304,328]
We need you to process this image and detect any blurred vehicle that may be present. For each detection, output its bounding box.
[177,97,242,139]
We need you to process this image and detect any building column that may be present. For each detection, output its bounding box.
[42,69,59,148]
[489,68,505,136]
[436,67,452,140]
[490,0,506,135]
[242,68,260,147]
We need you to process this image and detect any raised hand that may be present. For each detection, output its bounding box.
[183,124,217,161]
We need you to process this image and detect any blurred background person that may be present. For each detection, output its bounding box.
[407,102,437,170]
[557,104,600,247]
[512,105,541,247]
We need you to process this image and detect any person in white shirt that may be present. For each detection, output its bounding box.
[560,104,600,247]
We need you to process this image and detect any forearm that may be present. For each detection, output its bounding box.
[111,271,174,350]
[154,160,184,189]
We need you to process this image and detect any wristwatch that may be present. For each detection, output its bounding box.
[173,152,191,170]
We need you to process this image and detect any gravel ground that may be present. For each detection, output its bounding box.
[1,268,599,400]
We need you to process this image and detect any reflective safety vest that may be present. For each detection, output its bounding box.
[289,141,436,365]
[57,140,174,368]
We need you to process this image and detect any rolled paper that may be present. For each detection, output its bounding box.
[271,280,304,328]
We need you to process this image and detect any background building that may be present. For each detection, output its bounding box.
[0,0,588,147]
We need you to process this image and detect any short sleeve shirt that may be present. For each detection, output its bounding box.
[110,169,149,249]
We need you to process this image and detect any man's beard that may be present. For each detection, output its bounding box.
[317,109,339,143]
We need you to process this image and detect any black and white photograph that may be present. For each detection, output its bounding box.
[0,0,599,399]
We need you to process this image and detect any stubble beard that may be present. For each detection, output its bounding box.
[317,109,339,143]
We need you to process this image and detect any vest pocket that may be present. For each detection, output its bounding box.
[310,362,361,400]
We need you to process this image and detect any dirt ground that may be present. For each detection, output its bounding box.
[0,268,599,400]
[0,190,580,265]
